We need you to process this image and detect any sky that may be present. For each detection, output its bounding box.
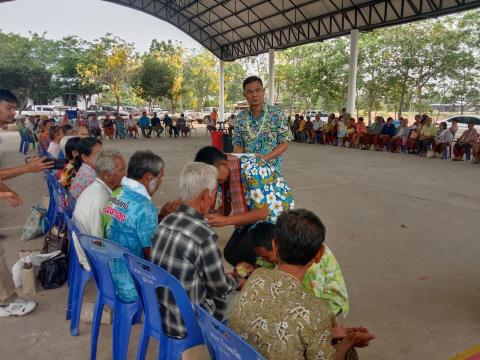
[0,0,202,52]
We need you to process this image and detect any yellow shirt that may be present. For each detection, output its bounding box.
[298,119,306,132]
[420,124,437,138]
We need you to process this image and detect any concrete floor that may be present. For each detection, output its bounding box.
[0,129,479,360]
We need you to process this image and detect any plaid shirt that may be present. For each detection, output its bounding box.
[151,204,238,337]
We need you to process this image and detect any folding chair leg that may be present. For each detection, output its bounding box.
[90,298,104,360]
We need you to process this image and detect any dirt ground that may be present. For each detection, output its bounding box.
[0,129,479,360]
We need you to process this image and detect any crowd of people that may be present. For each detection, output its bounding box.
[0,81,380,360]
[15,110,196,155]
[291,113,480,163]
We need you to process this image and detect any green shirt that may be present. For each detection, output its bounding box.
[256,245,349,316]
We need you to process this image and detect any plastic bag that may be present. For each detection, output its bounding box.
[20,205,46,241]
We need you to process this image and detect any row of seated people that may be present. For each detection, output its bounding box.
[292,114,480,162]
[79,111,191,140]
[64,144,374,359]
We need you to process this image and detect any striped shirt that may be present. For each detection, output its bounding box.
[151,204,238,337]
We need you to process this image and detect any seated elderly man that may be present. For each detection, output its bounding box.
[73,150,125,270]
[416,116,437,156]
[74,150,125,238]
[102,150,171,302]
[453,121,479,161]
[431,122,453,159]
[151,162,240,338]
[194,146,294,267]
[229,209,374,360]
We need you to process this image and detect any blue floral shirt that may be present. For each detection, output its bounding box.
[101,178,158,302]
[233,104,293,173]
[237,154,294,223]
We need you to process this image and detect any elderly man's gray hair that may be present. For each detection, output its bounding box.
[180,162,218,201]
[95,149,123,176]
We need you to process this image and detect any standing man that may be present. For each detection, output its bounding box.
[233,76,293,173]
[0,89,53,317]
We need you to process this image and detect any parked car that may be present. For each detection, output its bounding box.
[85,105,128,119]
[304,110,329,121]
[443,115,480,138]
[18,104,59,117]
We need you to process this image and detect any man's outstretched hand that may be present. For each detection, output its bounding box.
[26,157,54,173]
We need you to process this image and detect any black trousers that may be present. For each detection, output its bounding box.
[223,225,257,266]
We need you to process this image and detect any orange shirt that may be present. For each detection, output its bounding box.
[355,123,366,134]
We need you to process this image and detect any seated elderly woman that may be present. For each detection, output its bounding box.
[361,116,383,150]
[102,114,115,140]
[324,116,338,145]
[60,137,82,190]
[378,117,396,151]
[229,209,374,360]
[405,118,422,153]
[453,121,479,161]
[69,137,103,199]
[416,116,437,157]
[389,118,410,153]
[345,117,356,147]
[431,122,453,159]
[350,117,366,149]
[303,116,314,143]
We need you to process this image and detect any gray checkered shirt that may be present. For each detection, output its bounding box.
[151,204,238,337]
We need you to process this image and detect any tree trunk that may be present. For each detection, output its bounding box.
[115,95,120,112]
[398,78,408,119]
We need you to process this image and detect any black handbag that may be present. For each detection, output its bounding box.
[38,253,69,289]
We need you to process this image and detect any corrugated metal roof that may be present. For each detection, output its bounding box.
[2,0,478,60]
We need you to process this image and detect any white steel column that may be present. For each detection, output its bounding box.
[219,59,225,122]
[346,29,359,117]
[268,49,275,106]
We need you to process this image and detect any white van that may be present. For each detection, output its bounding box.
[443,115,480,138]
[19,105,59,117]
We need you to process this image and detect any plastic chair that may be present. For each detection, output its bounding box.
[194,305,265,360]
[64,215,93,336]
[78,235,142,360]
[43,171,60,232]
[124,254,205,360]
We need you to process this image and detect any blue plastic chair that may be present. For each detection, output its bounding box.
[124,254,205,360]
[194,305,265,360]
[43,171,61,233]
[64,215,93,336]
[78,235,142,360]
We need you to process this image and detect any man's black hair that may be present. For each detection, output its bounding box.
[274,209,326,266]
[0,89,18,104]
[194,146,227,166]
[128,150,164,180]
[251,222,275,250]
[242,76,263,91]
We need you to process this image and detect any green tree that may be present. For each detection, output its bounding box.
[133,53,175,109]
